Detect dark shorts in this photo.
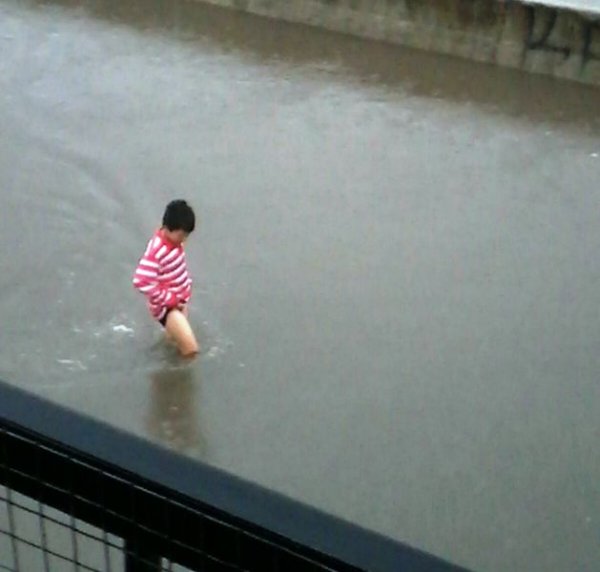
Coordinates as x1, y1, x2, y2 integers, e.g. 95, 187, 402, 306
158, 308, 174, 328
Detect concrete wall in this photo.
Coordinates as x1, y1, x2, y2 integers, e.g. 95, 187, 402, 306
191, 0, 600, 86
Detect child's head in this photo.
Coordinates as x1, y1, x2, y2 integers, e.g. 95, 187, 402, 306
162, 199, 195, 245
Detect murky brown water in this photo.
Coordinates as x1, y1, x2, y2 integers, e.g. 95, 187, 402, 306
1, 1, 599, 570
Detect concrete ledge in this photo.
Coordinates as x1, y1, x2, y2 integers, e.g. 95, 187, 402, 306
190, 0, 600, 86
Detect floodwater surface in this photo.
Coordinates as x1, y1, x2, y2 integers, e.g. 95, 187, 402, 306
0, 1, 599, 571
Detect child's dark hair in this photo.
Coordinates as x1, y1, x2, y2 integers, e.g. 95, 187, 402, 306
162, 200, 195, 233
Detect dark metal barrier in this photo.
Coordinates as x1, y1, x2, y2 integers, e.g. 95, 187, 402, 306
0, 380, 470, 572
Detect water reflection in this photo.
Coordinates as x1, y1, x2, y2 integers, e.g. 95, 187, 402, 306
146, 364, 206, 456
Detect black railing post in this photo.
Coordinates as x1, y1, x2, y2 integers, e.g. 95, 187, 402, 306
124, 539, 161, 572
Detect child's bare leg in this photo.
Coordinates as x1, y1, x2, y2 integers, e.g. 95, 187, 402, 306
164, 309, 199, 358
164, 305, 188, 343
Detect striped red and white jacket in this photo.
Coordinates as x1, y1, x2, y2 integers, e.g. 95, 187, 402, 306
133, 229, 192, 320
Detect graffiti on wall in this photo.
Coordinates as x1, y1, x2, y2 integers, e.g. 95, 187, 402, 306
525, 6, 600, 70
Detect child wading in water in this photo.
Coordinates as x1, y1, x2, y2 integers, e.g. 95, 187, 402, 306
133, 200, 199, 358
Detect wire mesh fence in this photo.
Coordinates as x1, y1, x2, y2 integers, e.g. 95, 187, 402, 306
0, 429, 350, 572
0, 381, 470, 572
0, 484, 123, 571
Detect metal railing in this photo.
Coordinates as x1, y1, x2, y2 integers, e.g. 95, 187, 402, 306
0, 380, 470, 572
